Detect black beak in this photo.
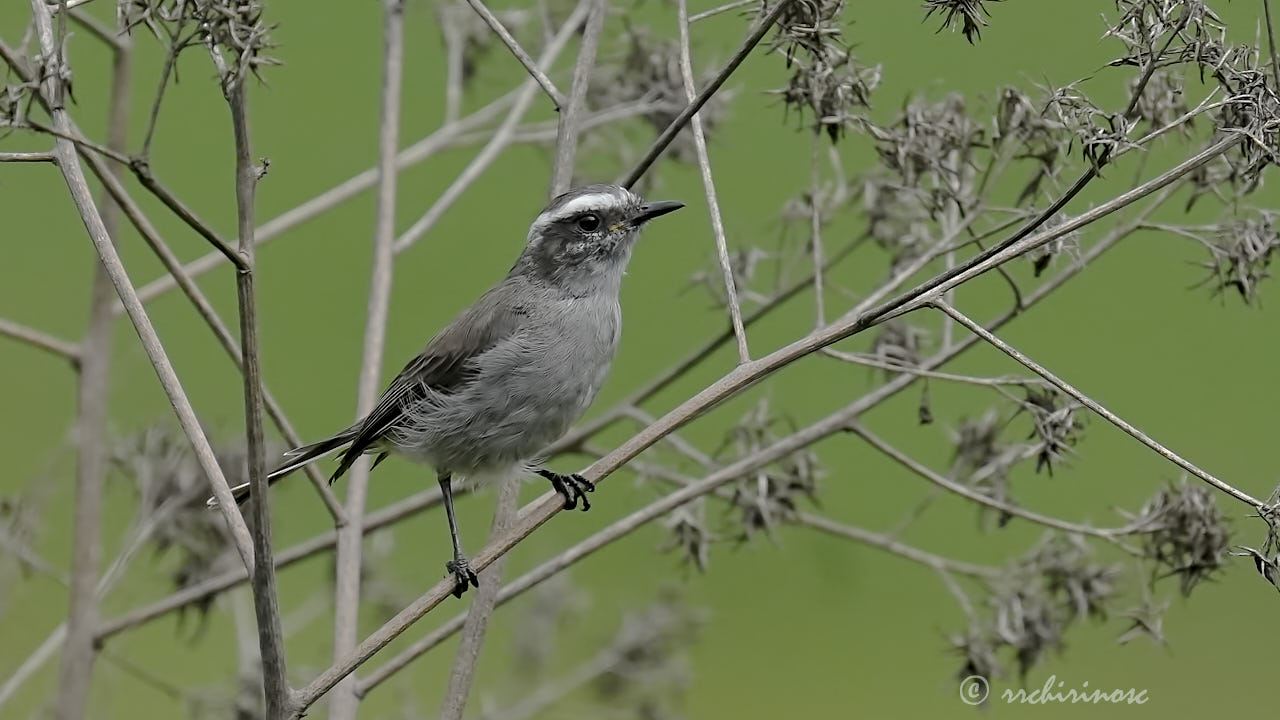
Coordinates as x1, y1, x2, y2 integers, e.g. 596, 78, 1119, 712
631, 200, 685, 226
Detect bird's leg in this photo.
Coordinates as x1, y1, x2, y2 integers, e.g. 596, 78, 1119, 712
535, 468, 594, 511
438, 472, 479, 598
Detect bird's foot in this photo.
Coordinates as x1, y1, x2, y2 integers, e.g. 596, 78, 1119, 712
538, 469, 594, 511
445, 554, 480, 598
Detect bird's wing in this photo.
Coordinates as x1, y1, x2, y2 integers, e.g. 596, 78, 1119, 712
331, 281, 531, 480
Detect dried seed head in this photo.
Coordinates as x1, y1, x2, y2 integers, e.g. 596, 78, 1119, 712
124, 1, 279, 89
594, 588, 704, 710
1129, 480, 1231, 596
717, 399, 824, 540
1197, 210, 1279, 304
773, 48, 880, 143
922, 0, 1003, 44
590, 27, 726, 164
870, 321, 929, 372
1026, 212, 1082, 277
109, 425, 272, 623
1130, 69, 1189, 132
764, 0, 849, 66
660, 499, 716, 572
1020, 387, 1086, 474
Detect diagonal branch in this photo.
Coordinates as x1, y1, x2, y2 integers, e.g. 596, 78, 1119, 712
0, 317, 80, 365
462, 0, 566, 107
620, 0, 797, 188
933, 300, 1268, 511
26, 0, 256, 572
55, 21, 130, 720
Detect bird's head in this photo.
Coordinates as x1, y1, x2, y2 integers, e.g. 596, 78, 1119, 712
514, 183, 683, 295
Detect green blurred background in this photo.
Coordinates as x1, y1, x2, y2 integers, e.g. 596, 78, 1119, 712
2, 1, 1277, 718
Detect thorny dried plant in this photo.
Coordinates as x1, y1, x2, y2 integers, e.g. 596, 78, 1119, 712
592, 588, 704, 717
1194, 210, 1279, 304
953, 535, 1120, 684
123, 0, 279, 88
717, 400, 824, 542
590, 26, 726, 164
109, 425, 268, 625
924, 0, 1003, 44
1126, 480, 1231, 596
5, 0, 1280, 715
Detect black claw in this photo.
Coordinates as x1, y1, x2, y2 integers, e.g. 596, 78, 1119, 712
445, 555, 480, 598
539, 469, 594, 512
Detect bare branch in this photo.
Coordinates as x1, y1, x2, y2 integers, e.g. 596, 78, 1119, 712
395, 0, 594, 254
677, 0, 750, 363
549, 0, 607, 195
934, 300, 1268, 511
328, 3, 405, 718
128, 161, 251, 273
848, 423, 1138, 547
0, 151, 55, 162
690, 0, 755, 23
55, 22, 130, 720
0, 317, 80, 365
225, 72, 292, 717
96, 487, 448, 641
82, 150, 348, 522
463, 0, 566, 107
620, 0, 798, 188
26, 0, 256, 572
127, 91, 515, 309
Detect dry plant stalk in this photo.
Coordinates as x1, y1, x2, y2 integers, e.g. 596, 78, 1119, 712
2, 0, 1278, 718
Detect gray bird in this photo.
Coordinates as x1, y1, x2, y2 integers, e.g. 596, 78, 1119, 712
215, 184, 683, 596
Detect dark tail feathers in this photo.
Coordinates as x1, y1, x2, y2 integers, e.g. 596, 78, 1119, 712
207, 429, 356, 508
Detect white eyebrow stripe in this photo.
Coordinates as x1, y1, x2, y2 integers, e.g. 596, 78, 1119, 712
539, 192, 625, 224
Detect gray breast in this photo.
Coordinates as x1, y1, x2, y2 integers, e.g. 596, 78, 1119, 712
397, 294, 621, 474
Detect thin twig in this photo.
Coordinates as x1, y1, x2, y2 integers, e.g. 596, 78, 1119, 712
395, 0, 594, 255
463, 0, 566, 107
128, 160, 251, 273
225, 74, 292, 717
26, 0, 256, 572
677, 0, 750, 363
127, 91, 515, 309
95, 486, 449, 641
82, 149, 348, 522
620, 0, 798, 188
0, 317, 80, 365
328, 3, 404, 718
933, 300, 1267, 511
549, 0, 607, 194
690, 0, 755, 22
55, 22, 129, 720
848, 423, 1138, 547
0, 151, 55, 162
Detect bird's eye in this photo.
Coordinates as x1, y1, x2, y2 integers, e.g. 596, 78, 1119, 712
575, 214, 601, 232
